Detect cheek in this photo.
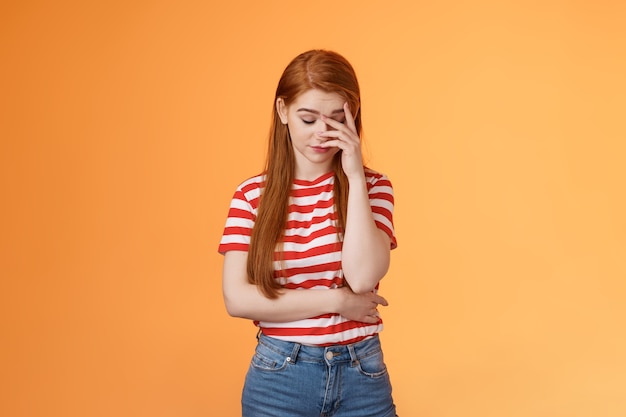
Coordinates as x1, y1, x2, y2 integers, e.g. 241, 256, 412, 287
288, 123, 316, 140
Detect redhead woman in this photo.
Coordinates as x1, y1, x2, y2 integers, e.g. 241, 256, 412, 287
218, 50, 398, 417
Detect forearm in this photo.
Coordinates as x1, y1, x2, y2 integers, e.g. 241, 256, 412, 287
224, 284, 342, 322
222, 252, 388, 324
222, 251, 344, 322
341, 176, 391, 293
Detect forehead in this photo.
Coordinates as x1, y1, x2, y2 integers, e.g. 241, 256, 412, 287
291, 89, 345, 110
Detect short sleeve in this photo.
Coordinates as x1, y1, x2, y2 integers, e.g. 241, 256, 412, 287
218, 177, 262, 254
366, 170, 397, 250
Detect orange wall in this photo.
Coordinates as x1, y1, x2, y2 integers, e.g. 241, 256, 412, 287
1, 1, 625, 416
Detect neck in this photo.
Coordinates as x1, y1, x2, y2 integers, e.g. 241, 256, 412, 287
294, 164, 333, 182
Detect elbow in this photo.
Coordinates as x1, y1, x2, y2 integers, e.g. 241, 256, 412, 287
344, 272, 384, 294
344, 265, 389, 294
223, 294, 248, 319
349, 282, 378, 294
224, 302, 240, 318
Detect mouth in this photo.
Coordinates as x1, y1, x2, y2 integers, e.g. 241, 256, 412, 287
311, 145, 330, 153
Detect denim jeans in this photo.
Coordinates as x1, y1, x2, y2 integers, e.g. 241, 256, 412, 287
242, 333, 397, 417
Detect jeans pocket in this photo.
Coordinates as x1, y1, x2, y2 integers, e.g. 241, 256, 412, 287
355, 348, 388, 378
250, 346, 288, 372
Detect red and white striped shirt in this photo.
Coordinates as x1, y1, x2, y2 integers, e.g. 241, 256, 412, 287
218, 168, 397, 346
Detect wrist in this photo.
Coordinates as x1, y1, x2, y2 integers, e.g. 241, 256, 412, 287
331, 287, 348, 314
346, 170, 366, 186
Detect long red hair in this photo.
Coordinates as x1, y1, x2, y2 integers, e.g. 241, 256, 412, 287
247, 50, 363, 298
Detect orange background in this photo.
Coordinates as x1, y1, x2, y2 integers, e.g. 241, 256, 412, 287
1, 1, 625, 416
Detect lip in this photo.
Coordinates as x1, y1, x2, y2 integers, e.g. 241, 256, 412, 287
311, 145, 330, 153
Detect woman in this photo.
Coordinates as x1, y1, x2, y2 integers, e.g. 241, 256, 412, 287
219, 50, 398, 417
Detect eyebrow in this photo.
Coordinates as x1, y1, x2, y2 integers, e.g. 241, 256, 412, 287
296, 108, 345, 116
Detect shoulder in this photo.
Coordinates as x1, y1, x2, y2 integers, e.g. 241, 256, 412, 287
234, 172, 266, 191
363, 167, 393, 188
232, 172, 266, 196
225, 173, 266, 210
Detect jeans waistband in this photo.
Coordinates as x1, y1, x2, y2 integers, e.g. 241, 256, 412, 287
256, 332, 381, 365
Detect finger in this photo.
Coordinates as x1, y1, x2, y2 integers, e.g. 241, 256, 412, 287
316, 138, 346, 151
373, 295, 388, 306
316, 136, 358, 152
319, 115, 345, 131
320, 114, 357, 137
316, 130, 344, 139
362, 315, 378, 324
343, 102, 358, 133
317, 131, 359, 148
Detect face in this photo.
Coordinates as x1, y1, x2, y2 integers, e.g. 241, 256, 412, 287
277, 89, 348, 180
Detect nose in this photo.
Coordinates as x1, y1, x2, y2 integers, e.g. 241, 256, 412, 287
319, 117, 336, 132
316, 120, 335, 142
315, 119, 329, 139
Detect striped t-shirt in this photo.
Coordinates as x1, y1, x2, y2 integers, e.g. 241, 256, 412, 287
218, 168, 397, 346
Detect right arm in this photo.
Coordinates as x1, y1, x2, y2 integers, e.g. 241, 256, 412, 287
222, 251, 388, 323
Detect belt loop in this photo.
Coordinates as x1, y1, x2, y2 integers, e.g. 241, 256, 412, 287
347, 344, 359, 366
287, 342, 301, 365
255, 328, 262, 340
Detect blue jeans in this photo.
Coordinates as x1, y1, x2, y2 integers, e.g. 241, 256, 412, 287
242, 333, 397, 417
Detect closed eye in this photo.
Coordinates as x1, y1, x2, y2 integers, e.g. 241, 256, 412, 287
302, 119, 315, 125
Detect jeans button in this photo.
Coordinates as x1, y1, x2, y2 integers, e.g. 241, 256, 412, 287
325, 351, 334, 360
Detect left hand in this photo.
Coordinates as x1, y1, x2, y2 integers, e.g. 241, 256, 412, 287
319, 102, 364, 180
